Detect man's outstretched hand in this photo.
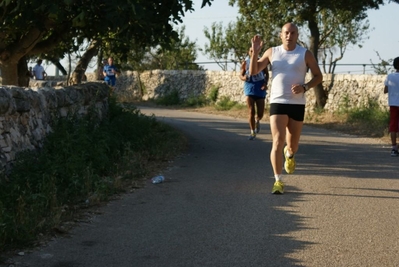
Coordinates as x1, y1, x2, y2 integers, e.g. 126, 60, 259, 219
251, 34, 263, 55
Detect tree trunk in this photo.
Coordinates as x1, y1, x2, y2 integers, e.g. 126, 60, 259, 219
0, 26, 46, 86
97, 49, 105, 80
17, 56, 30, 87
137, 71, 143, 99
307, 19, 327, 108
69, 40, 100, 85
0, 61, 19, 86
66, 54, 72, 86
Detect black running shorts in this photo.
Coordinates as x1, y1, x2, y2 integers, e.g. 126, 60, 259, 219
248, 95, 266, 101
269, 103, 305, 122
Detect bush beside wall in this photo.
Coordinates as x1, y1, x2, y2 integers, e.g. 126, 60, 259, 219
0, 82, 109, 173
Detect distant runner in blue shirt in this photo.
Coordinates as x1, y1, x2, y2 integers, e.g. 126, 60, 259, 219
239, 47, 269, 141
103, 57, 120, 92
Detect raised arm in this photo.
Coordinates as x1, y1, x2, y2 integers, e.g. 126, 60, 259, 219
249, 35, 270, 76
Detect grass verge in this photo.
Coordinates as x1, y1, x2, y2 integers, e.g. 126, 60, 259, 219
305, 100, 389, 139
0, 99, 186, 254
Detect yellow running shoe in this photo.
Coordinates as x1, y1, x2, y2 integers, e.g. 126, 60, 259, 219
272, 181, 285, 194
284, 146, 296, 174
248, 133, 256, 140
255, 120, 260, 133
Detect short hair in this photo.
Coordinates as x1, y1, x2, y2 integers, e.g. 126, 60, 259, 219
393, 57, 399, 70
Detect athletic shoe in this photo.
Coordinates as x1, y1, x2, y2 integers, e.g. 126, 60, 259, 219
255, 120, 260, 133
248, 133, 256, 140
391, 149, 399, 157
284, 146, 296, 174
272, 181, 285, 194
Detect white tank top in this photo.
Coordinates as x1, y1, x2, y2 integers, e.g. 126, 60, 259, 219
270, 45, 307, 105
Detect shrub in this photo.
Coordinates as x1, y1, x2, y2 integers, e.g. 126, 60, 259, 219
208, 85, 219, 103
155, 89, 180, 106
215, 96, 238, 111
183, 94, 208, 107
0, 100, 185, 251
346, 98, 389, 133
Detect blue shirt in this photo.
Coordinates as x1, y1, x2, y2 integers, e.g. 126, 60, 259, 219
103, 64, 118, 79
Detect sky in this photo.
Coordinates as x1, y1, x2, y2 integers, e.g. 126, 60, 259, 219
178, 0, 399, 74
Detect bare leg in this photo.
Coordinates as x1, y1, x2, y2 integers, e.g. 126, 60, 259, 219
285, 118, 304, 156
255, 98, 265, 122
270, 114, 289, 175
246, 96, 256, 131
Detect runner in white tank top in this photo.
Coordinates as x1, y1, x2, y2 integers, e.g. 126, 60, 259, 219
248, 23, 323, 194
270, 45, 307, 105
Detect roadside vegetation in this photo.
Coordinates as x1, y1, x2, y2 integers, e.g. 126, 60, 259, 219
153, 87, 390, 140
0, 98, 186, 254
304, 98, 389, 139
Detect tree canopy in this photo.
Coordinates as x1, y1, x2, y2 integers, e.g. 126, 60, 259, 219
203, 16, 280, 71
0, 0, 213, 86
226, 0, 399, 107
120, 26, 203, 71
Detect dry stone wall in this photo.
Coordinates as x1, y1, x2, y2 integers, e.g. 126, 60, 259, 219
322, 74, 386, 113
3, 71, 379, 171
113, 70, 387, 114
0, 82, 109, 173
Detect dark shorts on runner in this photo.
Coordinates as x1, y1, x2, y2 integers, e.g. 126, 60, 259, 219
269, 103, 305, 122
248, 95, 266, 101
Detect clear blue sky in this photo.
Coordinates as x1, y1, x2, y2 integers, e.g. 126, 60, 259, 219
179, 0, 399, 74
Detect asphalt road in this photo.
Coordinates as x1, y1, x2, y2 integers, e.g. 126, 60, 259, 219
3, 106, 399, 267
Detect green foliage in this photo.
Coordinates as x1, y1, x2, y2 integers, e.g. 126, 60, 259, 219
202, 10, 279, 70
215, 96, 238, 110
141, 81, 147, 95
305, 106, 326, 122
0, 0, 214, 85
370, 51, 393, 75
337, 94, 351, 114
318, 10, 371, 74
313, 106, 325, 115
155, 89, 181, 106
0, 100, 185, 251
127, 26, 203, 71
202, 0, 377, 76
203, 22, 235, 70
347, 98, 389, 127
183, 95, 208, 107
208, 85, 219, 103
225, 17, 271, 62
180, 85, 221, 107
227, 0, 387, 76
